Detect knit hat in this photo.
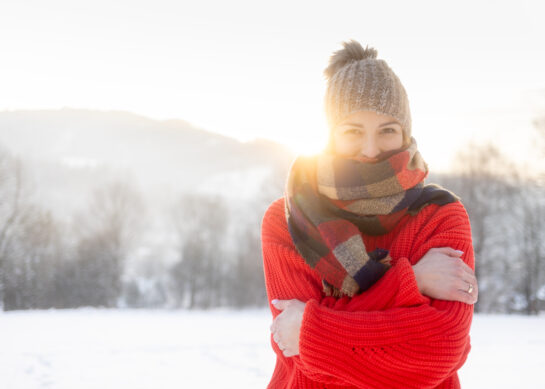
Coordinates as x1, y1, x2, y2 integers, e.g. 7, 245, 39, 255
324, 40, 412, 140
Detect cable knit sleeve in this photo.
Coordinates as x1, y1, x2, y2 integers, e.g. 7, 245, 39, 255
261, 198, 474, 388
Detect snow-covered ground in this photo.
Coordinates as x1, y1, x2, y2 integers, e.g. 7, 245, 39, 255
1, 308, 544, 389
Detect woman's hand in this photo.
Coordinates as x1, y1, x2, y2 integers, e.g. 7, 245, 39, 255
412, 247, 478, 304
270, 299, 306, 357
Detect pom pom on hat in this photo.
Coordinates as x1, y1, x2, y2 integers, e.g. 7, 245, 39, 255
324, 40, 378, 80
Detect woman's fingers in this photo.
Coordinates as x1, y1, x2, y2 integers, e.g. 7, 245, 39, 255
455, 257, 478, 299
430, 247, 464, 258
270, 318, 279, 333
467, 278, 478, 303
461, 262, 474, 277
271, 313, 285, 344
272, 323, 285, 350
456, 288, 476, 304
283, 349, 297, 357
455, 278, 478, 304
445, 249, 477, 277
441, 248, 475, 276
271, 323, 293, 355
464, 270, 477, 288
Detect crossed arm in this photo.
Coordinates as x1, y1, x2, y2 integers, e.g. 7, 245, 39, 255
262, 201, 477, 388
272, 246, 478, 357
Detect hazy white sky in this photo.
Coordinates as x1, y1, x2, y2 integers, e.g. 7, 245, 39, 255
2, 0, 545, 171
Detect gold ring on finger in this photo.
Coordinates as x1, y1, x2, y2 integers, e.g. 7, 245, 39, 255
467, 283, 474, 294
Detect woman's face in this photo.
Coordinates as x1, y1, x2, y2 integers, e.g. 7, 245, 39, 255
332, 110, 404, 162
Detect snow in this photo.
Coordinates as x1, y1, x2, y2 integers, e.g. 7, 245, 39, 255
1, 309, 544, 389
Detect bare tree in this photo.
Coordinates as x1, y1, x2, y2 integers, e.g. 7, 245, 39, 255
70, 180, 145, 307
514, 184, 545, 314
168, 194, 229, 309
0, 146, 43, 310
227, 222, 267, 308
122, 245, 169, 308
3, 206, 67, 310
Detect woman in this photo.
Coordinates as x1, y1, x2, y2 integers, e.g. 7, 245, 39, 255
261, 40, 478, 389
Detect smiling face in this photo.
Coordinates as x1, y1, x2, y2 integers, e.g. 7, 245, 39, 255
332, 110, 405, 162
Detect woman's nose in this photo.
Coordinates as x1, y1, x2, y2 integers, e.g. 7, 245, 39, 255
359, 138, 380, 159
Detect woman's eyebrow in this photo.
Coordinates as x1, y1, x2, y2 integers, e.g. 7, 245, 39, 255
379, 121, 400, 127
340, 122, 363, 127
340, 121, 400, 128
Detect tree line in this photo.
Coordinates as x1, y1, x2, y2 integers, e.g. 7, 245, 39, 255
0, 145, 279, 311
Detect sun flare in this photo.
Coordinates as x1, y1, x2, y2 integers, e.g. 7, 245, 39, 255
288, 136, 328, 156
281, 121, 330, 156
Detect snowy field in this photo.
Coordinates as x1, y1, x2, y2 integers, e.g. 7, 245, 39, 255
1, 309, 544, 389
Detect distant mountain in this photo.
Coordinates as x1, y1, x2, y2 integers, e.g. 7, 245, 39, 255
0, 108, 294, 219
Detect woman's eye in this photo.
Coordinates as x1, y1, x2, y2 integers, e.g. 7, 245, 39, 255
381, 127, 397, 134
345, 129, 361, 135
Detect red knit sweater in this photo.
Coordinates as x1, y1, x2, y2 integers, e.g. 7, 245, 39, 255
261, 197, 474, 389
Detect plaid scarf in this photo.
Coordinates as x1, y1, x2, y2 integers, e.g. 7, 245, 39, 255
285, 138, 459, 297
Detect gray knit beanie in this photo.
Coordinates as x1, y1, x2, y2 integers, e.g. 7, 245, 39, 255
324, 40, 412, 141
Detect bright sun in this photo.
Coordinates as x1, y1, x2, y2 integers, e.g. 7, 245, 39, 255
282, 121, 329, 156
290, 136, 328, 156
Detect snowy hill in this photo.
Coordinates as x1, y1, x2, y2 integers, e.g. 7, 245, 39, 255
0, 108, 294, 217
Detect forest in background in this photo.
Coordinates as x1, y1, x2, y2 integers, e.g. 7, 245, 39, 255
0, 113, 544, 315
